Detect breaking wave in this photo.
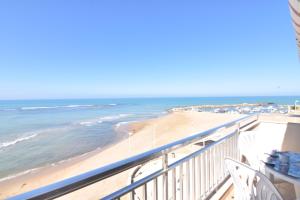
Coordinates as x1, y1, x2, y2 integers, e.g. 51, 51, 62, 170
100, 114, 132, 121
78, 120, 103, 127
0, 167, 40, 182
0, 134, 38, 150
1, 103, 119, 112
20, 104, 95, 110
77, 114, 133, 127
0, 114, 133, 149
0, 126, 76, 150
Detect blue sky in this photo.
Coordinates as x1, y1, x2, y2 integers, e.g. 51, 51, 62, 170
0, 0, 299, 99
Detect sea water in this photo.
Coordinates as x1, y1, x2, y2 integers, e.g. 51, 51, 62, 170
0, 96, 299, 180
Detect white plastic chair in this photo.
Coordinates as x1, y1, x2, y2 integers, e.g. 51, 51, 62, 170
225, 158, 283, 200
238, 131, 261, 170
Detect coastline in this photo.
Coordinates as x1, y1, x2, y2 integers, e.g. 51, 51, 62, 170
0, 111, 243, 199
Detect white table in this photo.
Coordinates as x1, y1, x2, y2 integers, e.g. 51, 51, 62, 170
265, 164, 300, 200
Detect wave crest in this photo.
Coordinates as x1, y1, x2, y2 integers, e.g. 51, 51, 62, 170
77, 114, 133, 127
1, 103, 119, 112
20, 105, 94, 111
0, 114, 133, 149
0, 134, 38, 150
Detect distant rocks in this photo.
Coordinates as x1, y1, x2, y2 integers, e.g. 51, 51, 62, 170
169, 103, 288, 115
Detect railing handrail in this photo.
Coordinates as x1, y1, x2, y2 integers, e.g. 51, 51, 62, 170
102, 129, 239, 199
8, 115, 256, 200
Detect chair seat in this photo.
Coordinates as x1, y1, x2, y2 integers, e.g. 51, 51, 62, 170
225, 158, 284, 200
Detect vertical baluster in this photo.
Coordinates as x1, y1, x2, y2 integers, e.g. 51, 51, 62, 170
172, 168, 176, 200
233, 132, 238, 160
142, 184, 147, 200
201, 153, 205, 199
207, 150, 210, 195
197, 155, 201, 199
186, 161, 190, 200
218, 143, 221, 182
220, 142, 224, 179
179, 164, 183, 200
237, 123, 241, 161
232, 134, 234, 158
162, 154, 168, 200
225, 139, 227, 158
215, 144, 219, 185
233, 132, 236, 159
202, 151, 206, 198
153, 178, 158, 200
227, 137, 231, 176
208, 149, 211, 193
130, 187, 134, 200
211, 148, 214, 190
191, 157, 195, 200
205, 150, 208, 197
228, 138, 230, 175
225, 140, 227, 175
236, 131, 239, 160
231, 135, 234, 158
225, 140, 228, 176
212, 146, 216, 188
232, 132, 235, 159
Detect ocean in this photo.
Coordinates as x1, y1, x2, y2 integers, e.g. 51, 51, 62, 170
0, 96, 299, 180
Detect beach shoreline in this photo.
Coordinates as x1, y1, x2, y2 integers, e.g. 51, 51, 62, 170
0, 100, 297, 199
0, 98, 293, 184
0, 112, 165, 183
2, 110, 299, 199
0, 111, 246, 199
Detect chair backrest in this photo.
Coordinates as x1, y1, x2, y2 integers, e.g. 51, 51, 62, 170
225, 158, 283, 200
238, 131, 261, 170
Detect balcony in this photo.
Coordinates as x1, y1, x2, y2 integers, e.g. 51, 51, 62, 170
7, 114, 300, 200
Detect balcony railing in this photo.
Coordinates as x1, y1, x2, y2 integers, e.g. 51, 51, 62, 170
8, 115, 258, 200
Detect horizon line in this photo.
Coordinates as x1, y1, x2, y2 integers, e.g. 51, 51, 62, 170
1, 95, 300, 101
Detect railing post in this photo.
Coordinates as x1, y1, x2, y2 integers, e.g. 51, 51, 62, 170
130, 190, 134, 200
162, 153, 168, 200
236, 123, 241, 161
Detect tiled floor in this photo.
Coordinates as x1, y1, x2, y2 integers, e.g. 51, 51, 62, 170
220, 185, 234, 200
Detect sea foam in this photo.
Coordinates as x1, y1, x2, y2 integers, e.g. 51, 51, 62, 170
0, 114, 132, 150
100, 114, 132, 121
0, 167, 40, 182
0, 125, 78, 150
20, 104, 94, 110
77, 114, 133, 127
0, 134, 38, 150
3, 103, 118, 112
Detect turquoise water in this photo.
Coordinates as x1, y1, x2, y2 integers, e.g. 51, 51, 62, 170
0, 96, 299, 180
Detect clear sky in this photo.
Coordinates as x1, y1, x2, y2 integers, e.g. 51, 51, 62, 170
0, 0, 299, 99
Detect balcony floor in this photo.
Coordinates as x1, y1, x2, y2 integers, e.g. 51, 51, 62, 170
220, 185, 234, 200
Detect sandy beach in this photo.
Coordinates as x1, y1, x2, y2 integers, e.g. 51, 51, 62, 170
0, 112, 243, 199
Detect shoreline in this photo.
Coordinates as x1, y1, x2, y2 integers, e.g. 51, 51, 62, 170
0, 119, 138, 183
0, 112, 165, 183
0, 111, 244, 199
0, 101, 292, 183
0, 102, 275, 183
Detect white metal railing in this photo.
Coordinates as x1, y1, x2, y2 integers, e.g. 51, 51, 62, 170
8, 115, 258, 200
102, 127, 240, 200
